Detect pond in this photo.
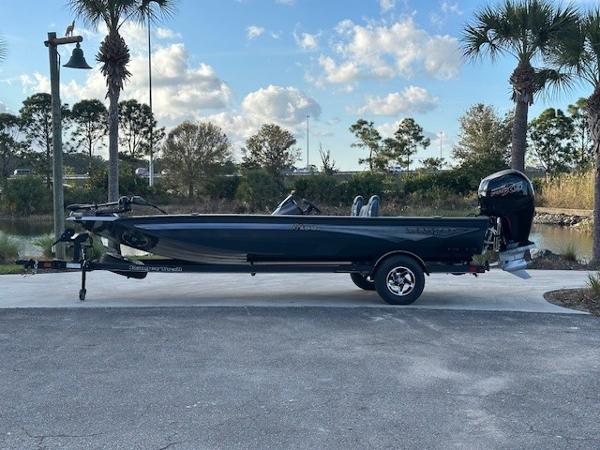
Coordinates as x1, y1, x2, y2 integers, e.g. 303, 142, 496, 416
0, 218, 594, 262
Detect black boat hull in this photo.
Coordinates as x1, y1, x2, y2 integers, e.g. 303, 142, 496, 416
74, 215, 490, 265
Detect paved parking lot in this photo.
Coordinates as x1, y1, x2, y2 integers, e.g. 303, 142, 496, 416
0, 307, 598, 449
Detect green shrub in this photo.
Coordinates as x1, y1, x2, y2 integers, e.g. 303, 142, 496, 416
1, 177, 50, 216
339, 172, 387, 203
587, 272, 600, 298
235, 169, 283, 212
0, 234, 21, 263
292, 175, 341, 204
33, 234, 55, 258
206, 175, 241, 201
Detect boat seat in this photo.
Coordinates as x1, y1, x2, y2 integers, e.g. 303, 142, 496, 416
351, 196, 364, 216
359, 195, 380, 217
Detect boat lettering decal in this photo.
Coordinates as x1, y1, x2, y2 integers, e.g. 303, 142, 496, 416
292, 224, 320, 231
490, 181, 524, 197
405, 227, 465, 236
128, 265, 183, 273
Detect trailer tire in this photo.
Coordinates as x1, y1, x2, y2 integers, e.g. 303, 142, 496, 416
374, 255, 425, 305
350, 273, 376, 291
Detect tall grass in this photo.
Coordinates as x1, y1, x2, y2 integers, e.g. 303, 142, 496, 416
561, 243, 578, 262
33, 234, 55, 258
0, 234, 21, 264
536, 170, 593, 210
587, 272, 600, 298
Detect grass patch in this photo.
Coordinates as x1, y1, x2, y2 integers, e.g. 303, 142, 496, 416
561, 243, 579, 262
0, 263, 24, 275
0, 234, 21, 264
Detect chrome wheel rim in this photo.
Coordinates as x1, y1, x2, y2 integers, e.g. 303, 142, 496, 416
386, 266, 416, 296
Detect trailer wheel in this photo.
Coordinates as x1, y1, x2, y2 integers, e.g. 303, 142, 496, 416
374, 255, 425, 305
350, 273, 376, 291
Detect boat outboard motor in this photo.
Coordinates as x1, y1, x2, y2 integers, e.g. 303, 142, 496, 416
478, 169, 535, 276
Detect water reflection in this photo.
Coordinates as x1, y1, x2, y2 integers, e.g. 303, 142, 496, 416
530, 224, 592, 261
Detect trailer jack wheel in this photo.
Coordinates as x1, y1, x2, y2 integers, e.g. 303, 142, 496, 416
79, 270, 87, 301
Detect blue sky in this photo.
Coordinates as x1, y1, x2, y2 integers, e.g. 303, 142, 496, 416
0, 0, 594, 169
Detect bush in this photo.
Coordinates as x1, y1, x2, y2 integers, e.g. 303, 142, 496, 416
33, 234, 55, 258
0, 234, 21, 263
235, 169, 283, 212
292, 175, 341, 204
339, 172, 387, 203
0, 177, 50, 216
588, 272, 600, 298
205, 176, 241, 201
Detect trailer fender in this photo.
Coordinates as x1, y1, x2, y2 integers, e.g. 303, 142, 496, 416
371, 251, 429, 276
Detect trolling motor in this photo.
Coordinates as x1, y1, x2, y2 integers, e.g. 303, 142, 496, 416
478, 169, 536, 276
67, 196, 167, 216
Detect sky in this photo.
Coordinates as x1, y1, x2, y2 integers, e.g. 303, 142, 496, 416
0, 0, 596, 170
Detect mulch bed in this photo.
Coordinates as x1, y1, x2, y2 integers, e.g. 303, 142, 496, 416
545, 289, 600, 316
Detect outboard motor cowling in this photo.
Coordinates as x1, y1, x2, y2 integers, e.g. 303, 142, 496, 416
478, 169, 535, 247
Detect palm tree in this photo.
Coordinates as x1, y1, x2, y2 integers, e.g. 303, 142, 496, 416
555, 8, 600, 265
69, 0, 175, 201
462, 0, 579, 172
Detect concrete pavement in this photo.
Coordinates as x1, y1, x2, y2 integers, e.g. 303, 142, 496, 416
0, 269, 591, 313
0, 307, 599, 450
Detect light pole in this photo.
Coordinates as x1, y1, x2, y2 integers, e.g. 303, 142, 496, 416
45, 31, 91, 259
147, 12, 154, 187
306, 115, 310, 170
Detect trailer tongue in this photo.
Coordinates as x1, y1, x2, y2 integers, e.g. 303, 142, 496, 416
17, 170, 535, 305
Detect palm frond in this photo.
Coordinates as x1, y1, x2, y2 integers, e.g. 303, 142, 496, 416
533, 68, 575, 99
68, 0, 107, 28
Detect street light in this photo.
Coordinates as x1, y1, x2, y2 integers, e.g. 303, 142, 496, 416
44, 31, 91, 259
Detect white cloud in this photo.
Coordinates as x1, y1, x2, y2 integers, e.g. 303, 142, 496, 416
379, 0, 395, 12
242, 85, 321, 126
203, 85, 321, 151
295, 32, 319, 50
318, 55, 359, 84
23, 42, 233, 125
359, 86, 438, 116
246, 25, 265, 40
311, 17, 461, 87
19, 73, 50, 94
441, 1, 462, 15
156, 27, 181, 39
0, 101, 7, 113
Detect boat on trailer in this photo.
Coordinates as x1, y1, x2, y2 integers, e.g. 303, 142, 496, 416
17, 169, 536, 305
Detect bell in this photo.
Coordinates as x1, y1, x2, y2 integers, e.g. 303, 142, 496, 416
63, 43, 92, 69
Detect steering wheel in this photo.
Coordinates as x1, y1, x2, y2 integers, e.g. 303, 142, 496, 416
301, 199, 321, 215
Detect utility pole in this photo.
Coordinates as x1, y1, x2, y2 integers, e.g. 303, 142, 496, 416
306, 115, 310, 170
45, 31, 90, 259
148, 12, 154, 187
438, 131, 445, 159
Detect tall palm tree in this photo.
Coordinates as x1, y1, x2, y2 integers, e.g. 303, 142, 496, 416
555, 8, 600, 265
462, 0, 579, 172
69, 0, 174, 201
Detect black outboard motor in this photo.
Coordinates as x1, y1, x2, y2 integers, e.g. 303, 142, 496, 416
478, 169, 535, 247
478, 170, 535, 275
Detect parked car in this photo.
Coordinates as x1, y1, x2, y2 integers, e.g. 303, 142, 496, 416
135, 168, 149, 177
13, 168, 32, 176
